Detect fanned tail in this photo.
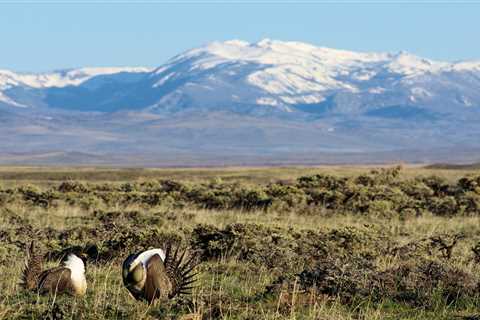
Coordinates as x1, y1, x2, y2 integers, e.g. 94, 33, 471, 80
21, 241, 43, 290
163, 243, 200, 298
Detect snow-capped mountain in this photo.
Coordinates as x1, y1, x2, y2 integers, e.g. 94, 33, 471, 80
0, 67, 151, 109
1, 39, 479, 165
0, 67, 151, 89
2, 39, 480, 115
146, 39, 480, 116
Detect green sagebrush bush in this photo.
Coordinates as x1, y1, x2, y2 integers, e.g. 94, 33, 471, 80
5, 167, 480, 216
295, 257, 480, 308
191, 223, 391, 273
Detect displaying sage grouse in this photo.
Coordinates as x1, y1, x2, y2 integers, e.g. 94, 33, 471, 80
21, 242, 88, 296
122, 245, 198, 304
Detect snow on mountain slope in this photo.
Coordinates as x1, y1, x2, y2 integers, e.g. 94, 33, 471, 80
151, 39, 391, 106
1, 39, 480, 163
0, 67, 151, 89
1, 39, 480, 115
0, 91, 27, 108
148, 39, 480, 111
0, 67, 153, 110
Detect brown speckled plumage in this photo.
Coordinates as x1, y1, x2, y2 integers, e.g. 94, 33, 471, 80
21, 241, 44, 290
123, 244, 199, 304
21, 242, 87, 296
37, 267, 74, 295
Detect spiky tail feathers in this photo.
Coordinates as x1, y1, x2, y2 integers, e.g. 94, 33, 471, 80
21, 241, 43, 290
163, 244, 200, 298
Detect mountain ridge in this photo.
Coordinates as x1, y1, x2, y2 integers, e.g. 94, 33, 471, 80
1, 39, 479, 165
2, 39, 480, 111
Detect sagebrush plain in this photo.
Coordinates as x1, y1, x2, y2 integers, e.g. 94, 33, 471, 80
1, 165, 480, 320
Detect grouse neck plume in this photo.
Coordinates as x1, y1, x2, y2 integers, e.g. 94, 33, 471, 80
122, 244, 199, 304
21, 242, 88, 296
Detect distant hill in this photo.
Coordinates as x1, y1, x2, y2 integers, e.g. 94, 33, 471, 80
425, 163, 480, 170
1, 39, 480, 165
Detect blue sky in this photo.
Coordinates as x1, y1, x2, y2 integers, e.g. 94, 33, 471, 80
1, 2, 479, 72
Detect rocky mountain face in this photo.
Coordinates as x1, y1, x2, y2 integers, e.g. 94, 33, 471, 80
1, 40, 479, 165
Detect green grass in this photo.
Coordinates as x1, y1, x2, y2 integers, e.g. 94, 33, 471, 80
1, 166, 480, 319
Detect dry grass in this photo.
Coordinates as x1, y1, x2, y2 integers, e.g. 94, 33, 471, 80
1, 166, 480, 319
0, 164, 474, 185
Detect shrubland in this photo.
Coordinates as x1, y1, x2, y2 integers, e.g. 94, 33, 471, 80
1, 166, 480, 319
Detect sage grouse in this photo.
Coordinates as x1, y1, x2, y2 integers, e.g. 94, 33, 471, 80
21, 242, 88, 296
122, 245, 198, 304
